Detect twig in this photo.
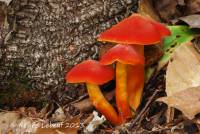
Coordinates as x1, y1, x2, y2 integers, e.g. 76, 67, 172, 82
128, 89, 159, 129
71, 94, 88, 104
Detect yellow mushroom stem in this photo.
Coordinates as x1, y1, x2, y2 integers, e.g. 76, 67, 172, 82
116, 62, 132, 121
86, 83, 122, 125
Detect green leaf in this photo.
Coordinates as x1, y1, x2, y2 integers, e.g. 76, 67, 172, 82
157, 25, 200, 70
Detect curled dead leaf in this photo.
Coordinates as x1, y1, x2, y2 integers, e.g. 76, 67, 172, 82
178, 15, 200, 29
158, 86, 200, 119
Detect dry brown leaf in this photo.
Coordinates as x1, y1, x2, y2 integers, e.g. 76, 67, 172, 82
0, 112, 20, 133
138, 0, 160, 21
0, 106, 75, 134
185, 0, 200, 15
153, 0, 184, 21
0, 111, 42, 134
158, 86, 200, 119
0, 2, 6, 25
0, 0, 12, 5
158, 42, 200, 119
178, 15, 200, 28
36, 116, 80, 134
166, 42, 200, 96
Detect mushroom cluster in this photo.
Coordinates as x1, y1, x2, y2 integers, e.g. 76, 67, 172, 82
66, 14, 171, 125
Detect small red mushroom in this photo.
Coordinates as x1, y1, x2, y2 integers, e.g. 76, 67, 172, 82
98, 14, 171, 113
100, 44, 144, 121
98, 14, 171, 45
66, 60, 121, 125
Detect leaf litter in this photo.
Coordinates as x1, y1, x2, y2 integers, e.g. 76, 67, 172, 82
0, 105, 80, 134
158, 42, 200, 119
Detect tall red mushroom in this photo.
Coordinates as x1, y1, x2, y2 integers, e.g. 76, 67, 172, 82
100, 44, 144, 121
98, 14, 171, 112
66, 60, 121, 125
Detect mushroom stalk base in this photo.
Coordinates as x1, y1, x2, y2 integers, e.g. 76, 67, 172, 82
116, 62, 132, 121
86, 83, 121, 125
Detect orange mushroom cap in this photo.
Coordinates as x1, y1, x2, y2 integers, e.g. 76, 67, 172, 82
100, 44, 145, 65
98, 14, 171, 45
148, 18, 171, 37
66, 60, 114, 85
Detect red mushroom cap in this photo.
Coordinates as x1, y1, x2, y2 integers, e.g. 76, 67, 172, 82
66, 60, 114, 85
100, 44, 145, 65
98, 14, 171, 45
148, 18, 171, 37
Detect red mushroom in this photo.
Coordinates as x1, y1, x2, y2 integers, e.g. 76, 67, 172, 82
98, 14, 171, 112
66, 60, 121, 125
100, 44, 144, 121
98, 14, 171, 45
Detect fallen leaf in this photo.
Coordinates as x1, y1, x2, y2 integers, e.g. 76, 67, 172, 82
158, 42, 200, 119
157, 26, 199, 71
166, 42, 200, 96
0, 106, 80, 134
158, 87, 200, 119
39, 103, 55, 119
0, 111, 42, 134
185, 0, 200, 15
0, 2, 6, 26
0, 112, 20, 133
0, 0, 11, 5
36, 116, 80, 134
138, 0, 160, 21
178, 15, 200, 28
51, 107, 67, 122
153, 0, 184, 21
